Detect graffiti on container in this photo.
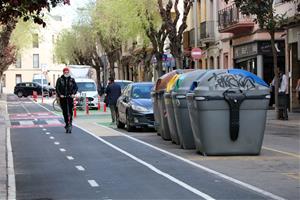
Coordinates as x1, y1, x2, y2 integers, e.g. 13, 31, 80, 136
208, 72, 256, 90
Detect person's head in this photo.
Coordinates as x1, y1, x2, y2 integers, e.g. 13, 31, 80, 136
63, 67, 70, 78
108, 77, 114, 84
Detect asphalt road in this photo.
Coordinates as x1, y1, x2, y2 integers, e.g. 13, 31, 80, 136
7, 95, 295, 200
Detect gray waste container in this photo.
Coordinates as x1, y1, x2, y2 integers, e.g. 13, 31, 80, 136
151, 91, 161, 134
155, 70, 183, 140
187, 69, 270, 155
163, 74, 182, 144
172, 70, 207, 149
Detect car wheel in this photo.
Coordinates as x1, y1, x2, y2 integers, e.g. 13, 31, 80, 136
17, 91, 23, 98
126, 113, 134, 132
116, 112, 125, 129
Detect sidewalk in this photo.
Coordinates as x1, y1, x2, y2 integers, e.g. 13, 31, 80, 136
0, 94, 7, 200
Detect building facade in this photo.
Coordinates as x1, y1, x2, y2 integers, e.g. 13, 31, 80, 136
2, 14, 67, 94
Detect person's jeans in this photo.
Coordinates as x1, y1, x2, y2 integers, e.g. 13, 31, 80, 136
109, 104, 117, 123
60, 97, 74, 126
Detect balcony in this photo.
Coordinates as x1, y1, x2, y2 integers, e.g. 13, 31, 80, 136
200, 21, 216, 44
218, 4, 254, 34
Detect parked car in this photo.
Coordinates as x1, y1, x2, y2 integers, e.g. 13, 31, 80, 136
116, 82, 154, 131
75, 78, 99, 109
115, 80, 133, 92
14, 82, 49, 98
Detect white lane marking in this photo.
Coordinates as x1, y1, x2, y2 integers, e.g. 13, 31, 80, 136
75, 125, 214, 200
45, 119, 62, 125
66, 156, 74, 160
75, 166, 85, 171
19, 120, 34, 125
59, 148, 66, 152
49, 136, 55, 140
88, 180, 99, 187
262, 146, 300, 158
46, 132, 51, 135
54, 142, 60, 145
37, 101, 285, 200
95, 124, 286, 200
43, 128, 47, 131
7, 127, 16, 200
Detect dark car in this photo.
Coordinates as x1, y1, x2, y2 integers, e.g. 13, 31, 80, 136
14, 82, 49, 98
116, 82, 154, 131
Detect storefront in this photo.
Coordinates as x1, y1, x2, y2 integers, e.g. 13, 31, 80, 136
233, 40, 285, 84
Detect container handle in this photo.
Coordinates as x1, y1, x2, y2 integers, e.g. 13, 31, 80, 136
223, 89, 246, 141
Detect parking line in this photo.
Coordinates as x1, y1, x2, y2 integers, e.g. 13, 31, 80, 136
66, 156, 74, 160
262, 146, 300, 158
88, 180, 99, 187
76, 166, 85, 171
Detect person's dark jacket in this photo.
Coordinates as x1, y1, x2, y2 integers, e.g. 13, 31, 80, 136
56, 75, 78, 97
105, 82, 121, 106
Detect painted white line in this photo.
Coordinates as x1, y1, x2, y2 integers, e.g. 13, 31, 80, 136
66, 156, 74, 160
37, 101, 285, 200
262, 146, 300, 158
43, 128, 47, 131
19, 120, 34, 126
50, 136, 55, 140
75, 166, 85, 171
95, 124, 286, 200
88, 180, 99, 187
75, 125, 214, 199
59, 148, 66, 152
46, 132, 51, 135
54, 142, 60, 145
7, 127, 16, 200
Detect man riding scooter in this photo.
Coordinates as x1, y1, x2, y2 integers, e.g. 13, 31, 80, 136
56, 67, 78, 133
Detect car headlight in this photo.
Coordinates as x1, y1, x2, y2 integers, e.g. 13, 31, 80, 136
132, 105, 148, 112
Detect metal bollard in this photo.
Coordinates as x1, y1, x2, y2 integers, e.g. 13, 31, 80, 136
73, 98, 77, 118
98, 95, 101, 111
104, 103, 107, 112
86, 97, 89, 115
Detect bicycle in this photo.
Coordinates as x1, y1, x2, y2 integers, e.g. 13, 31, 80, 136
52, 97, 62, 112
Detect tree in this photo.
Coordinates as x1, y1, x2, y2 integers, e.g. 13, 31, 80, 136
158, 0, 192, 69
0, 0, 70, 83
138, 0, 168, 77
225, 0, 295, 119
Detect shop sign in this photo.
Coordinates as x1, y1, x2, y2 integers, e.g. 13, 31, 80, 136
234, 43, 258, 59
258, 41, 285, 56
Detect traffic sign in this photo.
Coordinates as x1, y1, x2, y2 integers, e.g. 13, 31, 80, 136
191, 48, 203, 60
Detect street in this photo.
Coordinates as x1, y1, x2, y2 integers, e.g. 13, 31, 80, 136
4, 94, 300, 199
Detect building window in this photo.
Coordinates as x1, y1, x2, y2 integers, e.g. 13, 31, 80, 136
16, 54, 21, 68
32, 34, 39, 48
16, 74, 22, 84
2, 74, 6, 87
224, 53, 229, 69
33, 54, 39, 68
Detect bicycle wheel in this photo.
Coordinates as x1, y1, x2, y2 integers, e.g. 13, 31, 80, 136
53, 99, 62, 112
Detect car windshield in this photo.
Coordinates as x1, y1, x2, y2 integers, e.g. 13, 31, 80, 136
33, 79, 48, 85
131, 84, 153, 99
116, 82, 131, 90
77, 82, 96, 92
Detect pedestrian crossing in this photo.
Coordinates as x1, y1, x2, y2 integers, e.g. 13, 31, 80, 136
10, 112, 64, 129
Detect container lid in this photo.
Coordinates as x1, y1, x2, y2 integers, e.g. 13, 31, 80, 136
166, 74, 180, 93
193, 69, 270, 97
154, 69, 194, 92
173, 70, 207, 94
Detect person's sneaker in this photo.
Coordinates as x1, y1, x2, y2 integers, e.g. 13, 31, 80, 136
68, 125, 72, 133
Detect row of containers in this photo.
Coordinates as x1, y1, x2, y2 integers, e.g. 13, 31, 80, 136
151, 69, 270, 156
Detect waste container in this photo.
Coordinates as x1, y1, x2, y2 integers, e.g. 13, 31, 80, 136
164, 74, 182, 144
151, 90, 161, 134
172, 70, 207, 149
155, 70, 183, 140
186, 69, 270, 155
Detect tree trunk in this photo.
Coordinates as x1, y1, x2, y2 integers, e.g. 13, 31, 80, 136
270, 31, 280, 119
175, 54, 183, 69
155, 53, 164, 77
107, 55, 115, 79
